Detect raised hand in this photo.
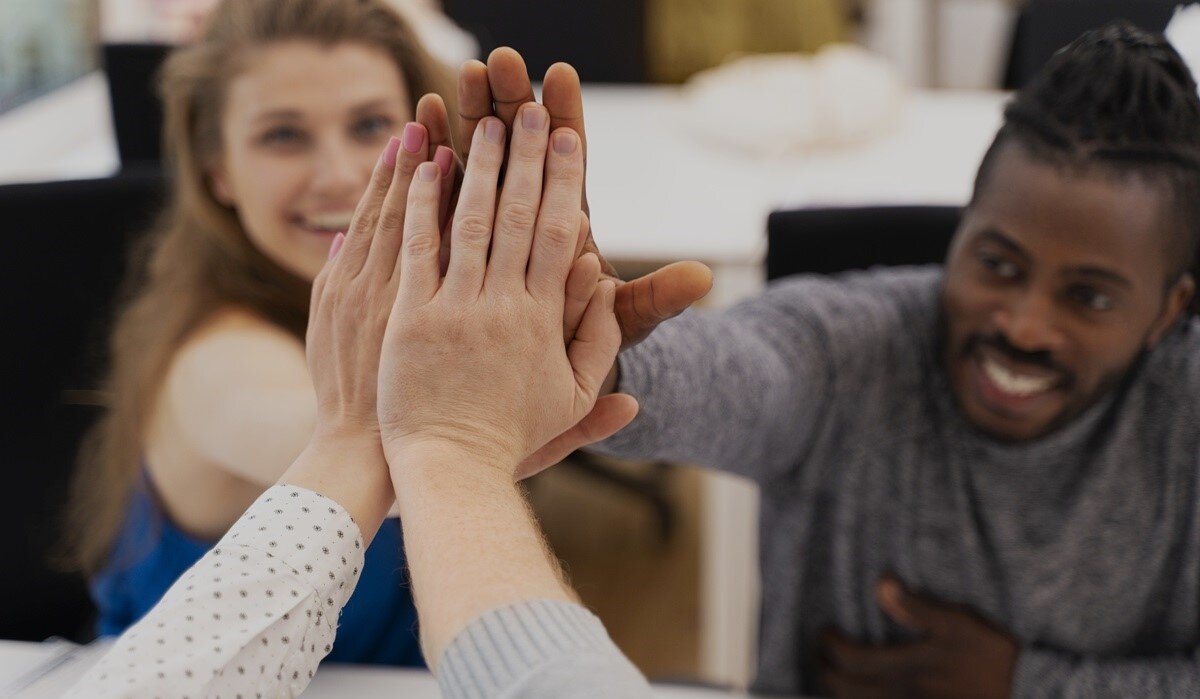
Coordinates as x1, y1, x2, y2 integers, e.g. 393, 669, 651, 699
819, 577, 1018, 699
377, 107, 638, 473
457, 47, 715, 350
291, 123, 443, 530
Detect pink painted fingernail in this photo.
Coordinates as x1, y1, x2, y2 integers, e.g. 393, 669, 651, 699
402, 122, 424, 154
382, 136, 401, 168
328, 232, 345, 260
417, 161, 438, 182
434, 146, 454, 176
484, 118, 504, 144
552, 131, 577, 155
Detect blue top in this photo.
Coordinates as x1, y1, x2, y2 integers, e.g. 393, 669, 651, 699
89, 474, 424, 666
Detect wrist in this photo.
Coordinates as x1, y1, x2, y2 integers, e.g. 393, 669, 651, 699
308, 420, 383, 455
385, 437, 518, 486
279, 427, 394, 543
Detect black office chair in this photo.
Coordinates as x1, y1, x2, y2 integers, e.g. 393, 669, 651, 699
103, 43, 172, 170
1003, 0, 1182, 90
0, 171, 168, 641
442, 0, 647, 82
766, 205, 961, 281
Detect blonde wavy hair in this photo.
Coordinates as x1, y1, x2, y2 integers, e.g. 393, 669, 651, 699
65, 0, 452, 573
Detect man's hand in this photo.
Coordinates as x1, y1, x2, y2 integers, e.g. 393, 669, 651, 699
458, 47, 714, 350
819, 576, 1018, 699
455, 48, 712, 474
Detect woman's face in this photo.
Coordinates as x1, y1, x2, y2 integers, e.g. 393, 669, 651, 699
211, 40, 412, 281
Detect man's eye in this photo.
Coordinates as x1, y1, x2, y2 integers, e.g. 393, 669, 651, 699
1068, 286, 1115, 311
980, 252, 1020, 280
353, 115, 393, 139
261, 126, 305, 146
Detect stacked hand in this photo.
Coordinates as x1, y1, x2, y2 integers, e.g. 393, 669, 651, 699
379, 105, 629, 472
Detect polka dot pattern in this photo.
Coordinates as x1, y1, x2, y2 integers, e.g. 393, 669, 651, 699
65, 486, 366, 699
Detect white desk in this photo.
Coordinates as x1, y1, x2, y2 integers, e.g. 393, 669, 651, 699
0, 639, 788, 698
0, 76, 1006, 687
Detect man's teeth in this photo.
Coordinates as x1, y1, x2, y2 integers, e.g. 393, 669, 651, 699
982, 357, 1055, 397
301, 213, 354, 231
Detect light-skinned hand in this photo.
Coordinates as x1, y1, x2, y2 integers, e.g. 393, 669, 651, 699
377, 109, 638, 475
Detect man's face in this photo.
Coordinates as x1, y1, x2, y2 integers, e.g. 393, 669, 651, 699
942, 142, 1192, 442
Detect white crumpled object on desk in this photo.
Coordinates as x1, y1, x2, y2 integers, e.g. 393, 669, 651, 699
1166, 2, 1200, 96
681, 44, 905, 156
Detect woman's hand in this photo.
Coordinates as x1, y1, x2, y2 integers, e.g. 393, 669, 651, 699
282, 124, 443, 535
378, 105, 635, 476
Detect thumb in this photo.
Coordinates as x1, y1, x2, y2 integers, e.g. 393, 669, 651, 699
516, 393, 639, 480
568, 280, 621, 405
615, 261, 714, 349
876, 576, 953, 637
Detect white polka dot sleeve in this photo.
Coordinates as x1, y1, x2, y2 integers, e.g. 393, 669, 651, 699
65, 485, 367, 699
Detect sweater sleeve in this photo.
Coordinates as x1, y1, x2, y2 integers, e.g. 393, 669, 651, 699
593, 269, 941, 484
1013, 646, 1200, 698
592, 275, 845, 483
436, 599, 652, 699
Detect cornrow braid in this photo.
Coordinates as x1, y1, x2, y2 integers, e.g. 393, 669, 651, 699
972, 21, 1200, 311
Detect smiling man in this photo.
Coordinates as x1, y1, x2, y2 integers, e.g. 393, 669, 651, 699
580, 22, 1200, 698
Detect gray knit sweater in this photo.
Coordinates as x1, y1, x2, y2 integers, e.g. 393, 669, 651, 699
596, 266, 1200, 698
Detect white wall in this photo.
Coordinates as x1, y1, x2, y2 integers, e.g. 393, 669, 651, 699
865, 0, 1018, 88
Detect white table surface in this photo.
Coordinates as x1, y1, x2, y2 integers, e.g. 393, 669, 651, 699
0, 639, 789, 698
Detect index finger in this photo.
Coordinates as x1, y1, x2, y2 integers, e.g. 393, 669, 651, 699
457, 59, 491, 157
416, 92, 453, 154
822, 630, 938, 677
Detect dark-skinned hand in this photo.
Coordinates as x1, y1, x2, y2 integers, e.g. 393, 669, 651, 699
819, 576, 1019, 699
444, 47, 714, 476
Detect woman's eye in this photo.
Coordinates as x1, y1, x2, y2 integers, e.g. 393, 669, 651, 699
1068, 286, 1115, 312
260, 126, 305, 146
353, 115, 393, 139
979, 252, 1020, 280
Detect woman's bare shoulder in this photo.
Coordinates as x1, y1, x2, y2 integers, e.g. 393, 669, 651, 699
153, 306, 315, 483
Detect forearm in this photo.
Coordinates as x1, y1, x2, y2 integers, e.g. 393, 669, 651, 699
279, 429, 394, 546
387, 442, 575, 665
65, 485, 367, 699
1014, 646, 1200, 698
593, 304, 829, 481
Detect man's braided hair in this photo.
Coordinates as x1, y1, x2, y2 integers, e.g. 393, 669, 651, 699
971, 21, 1200, 312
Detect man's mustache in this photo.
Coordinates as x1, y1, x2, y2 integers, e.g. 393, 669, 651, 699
967, 333, 1069, 377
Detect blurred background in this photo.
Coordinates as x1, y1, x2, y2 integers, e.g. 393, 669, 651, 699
1, 0, 1195, 691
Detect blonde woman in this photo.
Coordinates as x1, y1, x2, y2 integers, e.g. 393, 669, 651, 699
67, 0, 457, 665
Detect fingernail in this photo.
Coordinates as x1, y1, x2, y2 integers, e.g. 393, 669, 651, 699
382, 136, 401, 168
328, 232, 345, 260
553, 131, 577, 155
434, 146, 454, 176
521, 105, 547, 131
484, 118, 504, 144
402, 122, 423, 154
417, 161, 438, 182
603, 280, 616, 308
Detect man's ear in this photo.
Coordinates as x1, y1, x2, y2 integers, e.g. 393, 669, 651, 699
1148, 272, 1195, 347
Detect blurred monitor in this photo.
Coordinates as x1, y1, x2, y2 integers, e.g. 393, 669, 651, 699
103, 42, 170, 168
441, 0, 646, 82
1005, 0, 1180, 89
